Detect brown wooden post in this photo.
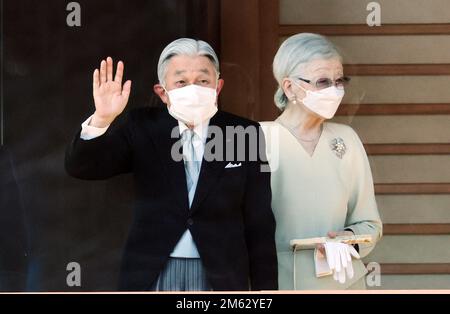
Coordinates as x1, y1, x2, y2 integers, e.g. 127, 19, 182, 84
220, 0, 280, 121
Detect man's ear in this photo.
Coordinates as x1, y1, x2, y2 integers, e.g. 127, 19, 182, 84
153, 84, 169, 105
216, 79, 225, 96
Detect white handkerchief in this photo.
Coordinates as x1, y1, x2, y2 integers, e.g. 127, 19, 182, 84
225, 162, 242, 169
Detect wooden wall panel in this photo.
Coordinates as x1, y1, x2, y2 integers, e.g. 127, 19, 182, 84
220, 0, 279, 121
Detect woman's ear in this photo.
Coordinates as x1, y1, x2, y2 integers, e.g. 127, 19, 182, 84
281, 78, 295, 101
153, 84, 169, 105
282, 78, 305, 103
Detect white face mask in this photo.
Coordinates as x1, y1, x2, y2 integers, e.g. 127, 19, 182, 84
165, 84, 218, 126
293, 81, 345, 119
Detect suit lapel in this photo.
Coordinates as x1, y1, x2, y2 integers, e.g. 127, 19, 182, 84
145, 109, 189, 212
190, 111, 228, 214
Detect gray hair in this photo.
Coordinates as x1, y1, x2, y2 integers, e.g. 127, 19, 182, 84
157, 38, 220, 85
273, 33, 342, 110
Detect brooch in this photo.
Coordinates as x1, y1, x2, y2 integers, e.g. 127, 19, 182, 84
330, 138, 346, 159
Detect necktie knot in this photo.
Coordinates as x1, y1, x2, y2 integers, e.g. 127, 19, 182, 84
182, 129, 196, 142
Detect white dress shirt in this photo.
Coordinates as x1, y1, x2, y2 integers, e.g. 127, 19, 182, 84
80, 113, 210, 258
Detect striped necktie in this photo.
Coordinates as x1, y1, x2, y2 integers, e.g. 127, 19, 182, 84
182, 129, 201, 207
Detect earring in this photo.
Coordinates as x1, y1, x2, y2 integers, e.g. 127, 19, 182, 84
291, 96, 297, 105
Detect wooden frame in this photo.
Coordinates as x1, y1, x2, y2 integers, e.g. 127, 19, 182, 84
364, 144, 450, 155
375, 183, 450, 195
279, 24, 450, 36
370, 263, 450, 275
337, 103, 450, 115
383, 224, 450, 235
344, 64, 450, 76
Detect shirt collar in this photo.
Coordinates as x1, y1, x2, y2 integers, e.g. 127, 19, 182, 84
178, 120, 210, 143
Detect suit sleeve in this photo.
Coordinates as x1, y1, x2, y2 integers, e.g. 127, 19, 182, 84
345, 129, 383, 258
65, 112, 134, 180
243, 124, 278, 290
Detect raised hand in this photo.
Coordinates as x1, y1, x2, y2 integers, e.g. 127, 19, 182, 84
91, 57, 132, 128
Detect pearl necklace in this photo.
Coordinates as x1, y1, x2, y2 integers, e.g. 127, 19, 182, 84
276, 119, 323, 143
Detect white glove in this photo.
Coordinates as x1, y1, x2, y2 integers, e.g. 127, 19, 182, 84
324, 242, 360, 284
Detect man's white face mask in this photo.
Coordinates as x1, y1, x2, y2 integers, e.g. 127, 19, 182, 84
164, 84, 218, 126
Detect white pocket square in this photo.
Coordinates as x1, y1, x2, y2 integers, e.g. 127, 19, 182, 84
225, 162, 242, 169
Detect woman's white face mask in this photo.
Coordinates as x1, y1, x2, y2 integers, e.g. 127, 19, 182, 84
292, 80, 345, 120
164, 84, 218, 126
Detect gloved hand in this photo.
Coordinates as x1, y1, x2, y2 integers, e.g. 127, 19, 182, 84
324, 242, 360, 284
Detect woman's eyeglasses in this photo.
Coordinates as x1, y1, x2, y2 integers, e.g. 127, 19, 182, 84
294, 76, 351, 90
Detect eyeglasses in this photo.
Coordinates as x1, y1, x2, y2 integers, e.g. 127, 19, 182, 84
293, 76, 351, 90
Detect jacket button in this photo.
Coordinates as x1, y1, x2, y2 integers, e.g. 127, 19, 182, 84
187, 218, 194, 226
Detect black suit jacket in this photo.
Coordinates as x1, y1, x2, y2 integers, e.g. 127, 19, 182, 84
65, 107, 278, 291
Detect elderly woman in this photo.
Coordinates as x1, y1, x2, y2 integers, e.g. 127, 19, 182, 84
261, 33, 382, 290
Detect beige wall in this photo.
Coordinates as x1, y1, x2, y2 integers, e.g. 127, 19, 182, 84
368, 155, 450, 184
281, 35, 450, 64
377, 195, 450, 224
372, 275, 450, 290
332, 115, 450, 143
364, 235, 450, 264
341, 76, 450, 104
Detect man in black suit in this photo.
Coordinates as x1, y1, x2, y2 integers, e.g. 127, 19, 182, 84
0, 146, 28, 291
65, 38, 277, 291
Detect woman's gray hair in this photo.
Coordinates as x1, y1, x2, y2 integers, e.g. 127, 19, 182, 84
273, 33, 342, 110
157, 38, 220, 85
